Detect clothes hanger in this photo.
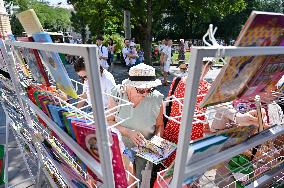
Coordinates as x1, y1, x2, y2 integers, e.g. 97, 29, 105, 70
203, 24, 227, 65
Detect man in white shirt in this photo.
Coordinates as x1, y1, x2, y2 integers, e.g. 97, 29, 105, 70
160, 39, 173, 86
122, 39, 137, 71
74, 58, 116, 109
96, 36, 109, 69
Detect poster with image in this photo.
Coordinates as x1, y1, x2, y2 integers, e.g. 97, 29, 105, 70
201, 11, 284, 107
32, 32, 78, 98
17, 37, 50, 86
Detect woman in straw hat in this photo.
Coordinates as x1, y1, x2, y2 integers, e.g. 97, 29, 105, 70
107, 63, 164, 182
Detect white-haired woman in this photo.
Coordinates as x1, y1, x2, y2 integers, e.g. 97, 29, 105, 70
107, 63, 164, 182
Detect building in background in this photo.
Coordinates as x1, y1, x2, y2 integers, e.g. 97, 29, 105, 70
0, 0, 11, 39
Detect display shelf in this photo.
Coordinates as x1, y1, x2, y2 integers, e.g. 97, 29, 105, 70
21, 94, 103, 179
191, 137, 284, 187
170, 45, 284, 188
2, 39, 138, 187
157, 135, 284, 188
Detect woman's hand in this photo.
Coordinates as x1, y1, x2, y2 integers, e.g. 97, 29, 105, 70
236, 108, 268, 128
236, 112, 258, 127
126, 129, 146, 147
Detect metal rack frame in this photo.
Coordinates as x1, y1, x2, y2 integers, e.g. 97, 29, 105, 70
3, 41, 117, 187
171, 46, 284, 188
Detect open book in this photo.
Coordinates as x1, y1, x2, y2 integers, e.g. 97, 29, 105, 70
132, 135, 177, 165
200, 11, 284, 108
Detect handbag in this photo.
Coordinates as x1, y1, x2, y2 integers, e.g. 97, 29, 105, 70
163, 77, 182, 128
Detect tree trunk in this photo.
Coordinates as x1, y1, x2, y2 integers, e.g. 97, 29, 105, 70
144, 0, 153, 65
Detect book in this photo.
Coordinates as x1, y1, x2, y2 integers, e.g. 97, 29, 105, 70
186, 135, 228, 165
43, 140, 100, 187
16, 9, 44, 36
16, 9, 78, 98
73, 123, 128, 187
47, 105, 68, 131
132, 135, 177, 165
31, 32, 78, 98
6, 34, 31, 77
200, 11, 284, 107
0, 39, 8, 72
17, 37, 50, 86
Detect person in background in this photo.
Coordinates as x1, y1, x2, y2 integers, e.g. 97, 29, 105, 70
160, 39, 173, 86
96, 36, 109, 69
129, 42, 138, 66
178, 39, 185, 64
154, 45, 159, 61
159, 39, 166, 53
107, 63, 164, 183
107, 38, 115, 72
137, 48, 144, 64
73, 57, 115, 110
122, 39, 137, 71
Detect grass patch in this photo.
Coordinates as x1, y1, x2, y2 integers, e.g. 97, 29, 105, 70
172, 52, 190, 64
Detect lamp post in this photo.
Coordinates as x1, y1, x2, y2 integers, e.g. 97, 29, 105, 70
0, 0, 11, 39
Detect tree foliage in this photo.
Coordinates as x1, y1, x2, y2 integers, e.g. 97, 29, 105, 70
52, 0, 284, 63
4, 0, 71, 35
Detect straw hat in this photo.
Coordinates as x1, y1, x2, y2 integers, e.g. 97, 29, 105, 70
122, 63, 162, 88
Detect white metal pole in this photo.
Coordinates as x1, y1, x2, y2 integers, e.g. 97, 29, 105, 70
84, 46, 115, 188
170, 47, 204, 188
0, 98, 10, 188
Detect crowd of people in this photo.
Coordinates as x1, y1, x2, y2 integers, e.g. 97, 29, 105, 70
72, 42, 270, 186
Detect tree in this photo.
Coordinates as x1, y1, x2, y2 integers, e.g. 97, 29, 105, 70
70, 11, 86, 43
5, 0, 71, 35
67, 0, 123, 37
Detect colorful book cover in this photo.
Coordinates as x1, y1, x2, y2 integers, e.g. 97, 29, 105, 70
73, 124, 128, 187
186, 135, 228, 165
37, 95, 50, 114
43, 140, 99, 187
42, 99, 53, 118
0, 39, 8, 72
6, 34, 30, 77
62, 112, 73, 136
240, 55, 284, 100
17, 37, 50, 86
33, 91, 45, 109
132, 135, 177, 165
201, 11, 284, 107
47, 105, 68, 130
16, 9, 44, 36
32, 32, 78, 98
66, 117, 91, 141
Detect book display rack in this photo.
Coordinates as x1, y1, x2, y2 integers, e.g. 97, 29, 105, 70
0, 40, 139, 188
160, 45, 284, 188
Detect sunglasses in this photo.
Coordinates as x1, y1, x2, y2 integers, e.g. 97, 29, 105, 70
80, 75, 88, 80
135, 87, 155, 94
